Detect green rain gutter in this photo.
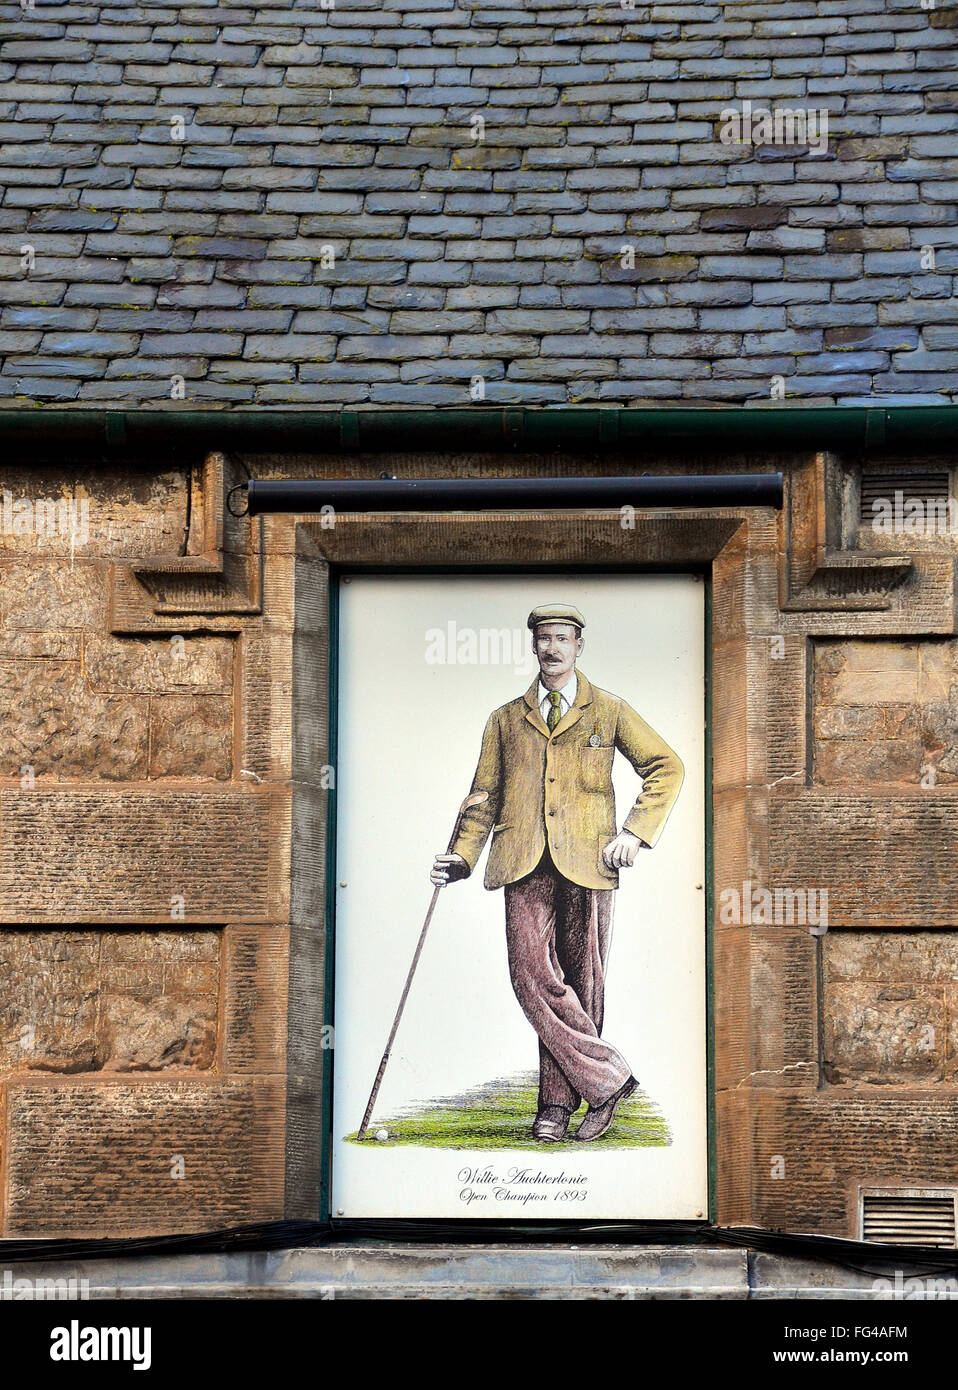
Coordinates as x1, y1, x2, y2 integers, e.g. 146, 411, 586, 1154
0, 405, 955, 455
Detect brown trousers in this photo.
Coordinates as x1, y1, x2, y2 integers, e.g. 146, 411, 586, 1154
504, 849, 632, 1112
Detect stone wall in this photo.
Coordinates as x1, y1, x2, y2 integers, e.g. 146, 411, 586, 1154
1, 0, 957, 406
0, 929, 219, 1074
0, 458, 290, 1236
1, 446, 958, 1239
814, 637, 958, 783
822, 931, 958, 1086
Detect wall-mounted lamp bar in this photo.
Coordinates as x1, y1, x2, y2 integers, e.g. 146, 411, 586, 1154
243, 473, 783, 515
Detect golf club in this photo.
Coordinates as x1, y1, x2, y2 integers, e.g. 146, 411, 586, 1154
356, 789, 489, 1141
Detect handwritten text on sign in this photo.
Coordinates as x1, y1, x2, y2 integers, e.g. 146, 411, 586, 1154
458, 1164, 589, 1207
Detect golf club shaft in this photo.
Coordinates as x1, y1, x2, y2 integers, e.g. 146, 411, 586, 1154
356, 810, 468, 1140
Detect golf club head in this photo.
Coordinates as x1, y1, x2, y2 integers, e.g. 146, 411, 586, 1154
460, 790, 489, 814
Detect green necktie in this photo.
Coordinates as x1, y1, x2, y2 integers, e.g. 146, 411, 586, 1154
547, 690, 562, 732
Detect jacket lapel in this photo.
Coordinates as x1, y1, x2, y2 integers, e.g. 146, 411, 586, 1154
551, 670, 592, 738
524, 677, 550, 738
524, 670, 593, 739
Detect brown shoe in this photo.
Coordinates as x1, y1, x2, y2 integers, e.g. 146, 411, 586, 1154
532, 1105, 571, 1142
575, 1076, 638, 1142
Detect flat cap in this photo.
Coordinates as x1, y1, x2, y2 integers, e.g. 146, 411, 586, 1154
527, 603, 586, 631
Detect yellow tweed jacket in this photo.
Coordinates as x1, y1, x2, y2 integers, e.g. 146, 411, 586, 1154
451, 669, 685, 891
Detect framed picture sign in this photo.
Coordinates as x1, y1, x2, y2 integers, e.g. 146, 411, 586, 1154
329, 571, 707, 1223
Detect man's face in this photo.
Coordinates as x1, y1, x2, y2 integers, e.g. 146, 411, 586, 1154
534, 622, 583, 686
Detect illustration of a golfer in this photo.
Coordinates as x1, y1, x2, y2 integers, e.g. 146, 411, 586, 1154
430, 604, 685, 1143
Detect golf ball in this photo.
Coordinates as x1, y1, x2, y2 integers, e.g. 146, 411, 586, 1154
375, 1128, 389, 1143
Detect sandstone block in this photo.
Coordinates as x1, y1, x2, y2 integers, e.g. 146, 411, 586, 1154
0, 929, 219, 1075
0, 660, 147, 780
149, 695, 232, 779
84, 633, 233, 694
4, 1079, 283, 1235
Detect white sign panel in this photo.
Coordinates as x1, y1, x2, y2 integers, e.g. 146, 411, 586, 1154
331, 573, 707, 1220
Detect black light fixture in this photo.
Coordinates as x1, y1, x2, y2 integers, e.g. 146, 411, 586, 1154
242, 473, 784, 516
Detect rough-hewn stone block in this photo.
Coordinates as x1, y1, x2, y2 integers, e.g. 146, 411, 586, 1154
0, 660, 148, 780
823, 931, 958, 1086
149, 695, 232, 780
814, 639, 958, 784
84, 633, 233, 694
0, 929, 219, 1075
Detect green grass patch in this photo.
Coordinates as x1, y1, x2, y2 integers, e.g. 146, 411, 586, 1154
347, 1072, 671, 1150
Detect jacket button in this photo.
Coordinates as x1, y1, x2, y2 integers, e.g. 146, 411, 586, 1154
548, 810, 556, 817
548, 777, 555, 782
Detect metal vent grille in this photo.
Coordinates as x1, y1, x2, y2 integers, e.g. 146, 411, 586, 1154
862, 1193, 957, 1247
860, 470, 951, 525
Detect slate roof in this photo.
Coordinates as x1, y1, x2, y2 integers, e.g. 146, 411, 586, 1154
1, 0, 957, 408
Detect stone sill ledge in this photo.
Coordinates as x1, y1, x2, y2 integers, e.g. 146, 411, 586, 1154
0, 1245, 932, 1300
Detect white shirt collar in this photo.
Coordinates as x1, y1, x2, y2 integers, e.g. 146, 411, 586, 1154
538, 670, 579, 714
